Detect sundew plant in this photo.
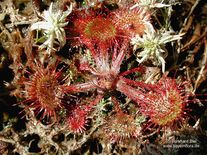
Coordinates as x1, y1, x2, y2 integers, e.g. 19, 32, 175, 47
0, 0, 207, 154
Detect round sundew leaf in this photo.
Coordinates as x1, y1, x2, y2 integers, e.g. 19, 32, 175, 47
83, 18, 117, 42
20, 63, 64, 122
